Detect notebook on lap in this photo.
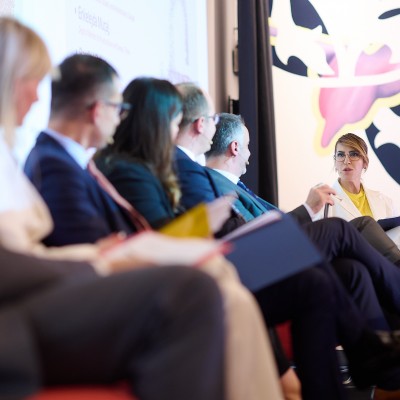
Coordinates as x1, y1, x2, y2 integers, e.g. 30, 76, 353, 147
222, 211, 322, 292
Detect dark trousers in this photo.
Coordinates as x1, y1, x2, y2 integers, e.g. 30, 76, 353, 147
350, 216, 400, 266
303, 218, 400, 318
1, 267, 225, 400
331, 257, 390, 330
255, 266, 353, 400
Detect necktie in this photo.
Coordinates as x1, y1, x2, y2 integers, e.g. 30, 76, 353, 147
237, 180, 278, 212
87, 159, 151, 232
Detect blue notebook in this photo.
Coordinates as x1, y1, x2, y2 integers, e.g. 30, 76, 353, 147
222, 211, 322, 292
377, 217, 400, 232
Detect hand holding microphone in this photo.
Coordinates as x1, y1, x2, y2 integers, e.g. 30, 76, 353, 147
306, 183, 337, 214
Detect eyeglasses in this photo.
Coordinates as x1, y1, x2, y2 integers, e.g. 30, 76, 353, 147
102, 100, 132, 116
334, 151, 361, 162
204, 113, 220, 124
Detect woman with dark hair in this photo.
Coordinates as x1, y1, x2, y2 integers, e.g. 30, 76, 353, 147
96, 77, 231, 234
96, 77, 184, 229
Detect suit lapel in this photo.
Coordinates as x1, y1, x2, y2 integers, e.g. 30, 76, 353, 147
332, 180, 362, 219
207, 169, 267, 220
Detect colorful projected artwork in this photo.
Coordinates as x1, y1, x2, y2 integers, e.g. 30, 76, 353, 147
269, 0, 400, 207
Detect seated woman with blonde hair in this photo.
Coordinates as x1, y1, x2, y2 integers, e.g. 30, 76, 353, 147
322, 133, 400, 248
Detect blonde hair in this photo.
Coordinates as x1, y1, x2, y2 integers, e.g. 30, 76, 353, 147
0, 17, 51, 144
335, 133, 369, 169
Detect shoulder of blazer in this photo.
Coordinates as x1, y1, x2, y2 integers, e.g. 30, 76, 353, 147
24, 132, 82, 182
364, 186, 387, 201
31, 132, 77, 164
174, 146, 187, 161
101, 156, 153, 177
364, 186, 397, 218
207, 168, 237, 193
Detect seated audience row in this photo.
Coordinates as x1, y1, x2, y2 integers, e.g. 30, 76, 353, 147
2, 15, 400, 400
0, 17, 229, 400
25, 53, 400, 400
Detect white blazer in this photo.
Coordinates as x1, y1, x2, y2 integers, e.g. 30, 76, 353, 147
328, 179, 399, 221
318, 179, 400, 247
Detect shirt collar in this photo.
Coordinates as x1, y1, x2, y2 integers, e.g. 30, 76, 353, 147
213, 168, 240, 184
177, 145, 197, 161
44, 129, 95, 169
177, 145, 207, 166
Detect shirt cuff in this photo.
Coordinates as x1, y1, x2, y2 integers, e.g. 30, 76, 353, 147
303, 203, 320, 222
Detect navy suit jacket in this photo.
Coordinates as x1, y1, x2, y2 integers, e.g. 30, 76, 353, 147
24, 132, 134, 246
95, 154, 175, 229
174, 147, 219, 209
174, 147, 311, 226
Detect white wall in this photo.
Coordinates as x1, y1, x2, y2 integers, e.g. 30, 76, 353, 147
1, 0, 209, 162
207, 0, 238, 113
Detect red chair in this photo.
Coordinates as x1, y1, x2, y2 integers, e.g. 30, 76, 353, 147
276, 321, 293, 361
27, 384, 136, 400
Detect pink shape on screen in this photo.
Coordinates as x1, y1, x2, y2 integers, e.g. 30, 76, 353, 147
319, 46, 400, 147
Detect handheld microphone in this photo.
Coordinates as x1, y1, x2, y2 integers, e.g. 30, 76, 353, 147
323, 203, 329, 218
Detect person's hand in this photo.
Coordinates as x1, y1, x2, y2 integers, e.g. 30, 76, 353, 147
95, 232, 127, 252
100, 231, 226, 273
206, 195, 236, 233
305, 183, 336, 214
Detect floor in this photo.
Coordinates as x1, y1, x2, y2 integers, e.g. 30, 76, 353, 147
346, 385, 373, 400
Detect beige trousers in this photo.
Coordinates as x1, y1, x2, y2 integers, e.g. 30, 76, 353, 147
202, 255, 284, 400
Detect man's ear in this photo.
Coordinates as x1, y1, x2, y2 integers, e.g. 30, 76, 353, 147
193, 116, 205, 134
229, 140, 239, 157
88, 101, 100, 123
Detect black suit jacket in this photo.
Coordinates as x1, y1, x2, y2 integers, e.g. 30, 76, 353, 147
95, 154, 175, 229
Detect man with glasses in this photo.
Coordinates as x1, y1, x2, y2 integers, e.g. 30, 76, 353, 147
24, 54, 137, 244
174, 82, 219, 176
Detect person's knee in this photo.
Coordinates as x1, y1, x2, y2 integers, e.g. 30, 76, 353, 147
169, 267, 224, 313
333, 258, 369, 281
292, 267, 335, 308
350, 216, 376, 231
329, 216, 353, 231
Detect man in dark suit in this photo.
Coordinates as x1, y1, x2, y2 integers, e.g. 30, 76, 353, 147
24, 56, 138, 246
0, 244, 225, 400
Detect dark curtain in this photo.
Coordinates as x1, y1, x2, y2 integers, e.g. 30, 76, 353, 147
237, 0, 278, 205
